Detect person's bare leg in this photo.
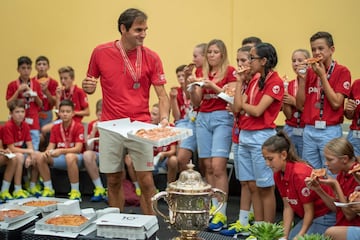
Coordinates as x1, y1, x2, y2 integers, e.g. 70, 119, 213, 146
65, 153, 79, 184
259, 186, 276, 223
136, 171, 156, 215
106, 172, 125, 211
166, 155, 178, 183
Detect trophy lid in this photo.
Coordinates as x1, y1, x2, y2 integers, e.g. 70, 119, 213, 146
167, 162, 211, 193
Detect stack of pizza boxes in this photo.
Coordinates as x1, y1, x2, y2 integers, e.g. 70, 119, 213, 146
95, 213, 158, 239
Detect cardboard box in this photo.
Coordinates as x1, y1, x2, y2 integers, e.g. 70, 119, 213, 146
96, 213, 158, 239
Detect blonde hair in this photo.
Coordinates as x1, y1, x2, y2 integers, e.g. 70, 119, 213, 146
203, 39, 229, 81
325, 137, 356, 161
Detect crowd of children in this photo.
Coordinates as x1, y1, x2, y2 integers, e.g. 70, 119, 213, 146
1, 27, 360, 239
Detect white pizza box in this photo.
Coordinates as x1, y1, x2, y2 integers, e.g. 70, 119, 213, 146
217, 92, 234, 104
95, 213, 158, 239
98, 118, 193, 147
98, 118, 155, 138
0, 203, 40, 229
35, 208, 96, 233
10, 197, 69, 213
127, 126, 193, 147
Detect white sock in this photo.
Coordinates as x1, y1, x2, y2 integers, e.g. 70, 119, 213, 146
30, 182, 36, 189
70, 183, 79, 191
14, 185, 22, 192
1, 181, 10, 192
134, 181, 140, 189
211, 198, 218, 207
254, 221, 264, 225
92, 178, 103, 188
239, 210, 249, 226
43, 181, 53, 189
219, 202, 227, 215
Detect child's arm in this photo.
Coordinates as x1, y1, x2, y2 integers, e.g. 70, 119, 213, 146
6, 83, 29, 108
74, 106, 90, 117
158, 144, 176, 161
50, 142, 83, 157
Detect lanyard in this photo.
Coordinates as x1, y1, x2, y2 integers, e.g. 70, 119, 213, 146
118, 41, 142, 86
249, 71, 273, 105
60, 120, 75, 148
319, 60, 335, 120
62, 85, 75, 100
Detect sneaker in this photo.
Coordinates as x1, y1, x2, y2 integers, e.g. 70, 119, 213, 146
13, 189, 30, 199
135, 187, 141, 196
68, 189, 81, 201
0, 190, 13, 201
41, 187, 55, 197
220, 220, 250, 237
248, 212, 255, 225
29, 186, 42, 197
245, 235, 257, 240
208, 212, 227, 232
91, 187, 106, 202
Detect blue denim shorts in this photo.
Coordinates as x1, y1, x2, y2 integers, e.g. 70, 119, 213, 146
52, 153, 84, 170
196, 110, 233, 158
237, 129, 276, 187
176, 118, 197, 152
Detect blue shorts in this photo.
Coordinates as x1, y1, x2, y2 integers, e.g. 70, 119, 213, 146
237, 129, 276, 187
52, 154, 84, 170
39, 110, 54, 128
289, 212, 336, 239
30, 130, 40, 151
232, 143, 241, 180
176, 118, 197, 152
196, 111, 233, 158
302, 124, 342, 169
283, 124, 304, 158
347, 226, 360, 239
153, 157, 168, 174
347, 130, 360, 157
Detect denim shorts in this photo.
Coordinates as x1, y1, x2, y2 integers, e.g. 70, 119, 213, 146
176, 118, 197, 152
347, 129, 360, 157
347, 226, 360, 239
237, 129, 276, 187
52, 153, 84, 170
196, 110, 233, 158
39, 110, 54, 128
283, 124, 304, 158
302, 124, 342, 169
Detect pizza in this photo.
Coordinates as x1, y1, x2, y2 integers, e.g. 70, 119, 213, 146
349, 191, 360, 202
0, 209, 26, 221
23, 200, 58, 207
310, 168, 327, 180
304, 56, 323, 64
348, 163, 360, 174
135, 128, 180, 141
45, 214, 88, 226
224, 87, 235, 97
37, 77, 49, 84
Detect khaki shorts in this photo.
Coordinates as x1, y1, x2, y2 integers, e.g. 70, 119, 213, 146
98, 128, 154, 173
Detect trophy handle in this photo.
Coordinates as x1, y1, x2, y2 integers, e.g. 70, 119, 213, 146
151, 191, 171, 222
209, 188, 226, 217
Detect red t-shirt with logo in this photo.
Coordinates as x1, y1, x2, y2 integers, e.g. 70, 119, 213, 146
49, 120, 84, 149
2, 119, 31, 148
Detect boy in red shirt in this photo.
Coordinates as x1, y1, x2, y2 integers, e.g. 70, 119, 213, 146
0, 126, 18, 201
6, 56, 43, 151
34, 99, 85, 200
2, 99, 39, 199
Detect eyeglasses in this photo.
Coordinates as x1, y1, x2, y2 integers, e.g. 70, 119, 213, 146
249, 56, 262, 62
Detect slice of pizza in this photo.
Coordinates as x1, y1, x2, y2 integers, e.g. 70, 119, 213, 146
310, 168, 327, 180
349, 191, 360, 202
348, 163, 360, 174
304, 56, 323, 64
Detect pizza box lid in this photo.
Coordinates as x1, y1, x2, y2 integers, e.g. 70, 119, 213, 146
217, 92, 234, 104
96, 213, 158, 239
